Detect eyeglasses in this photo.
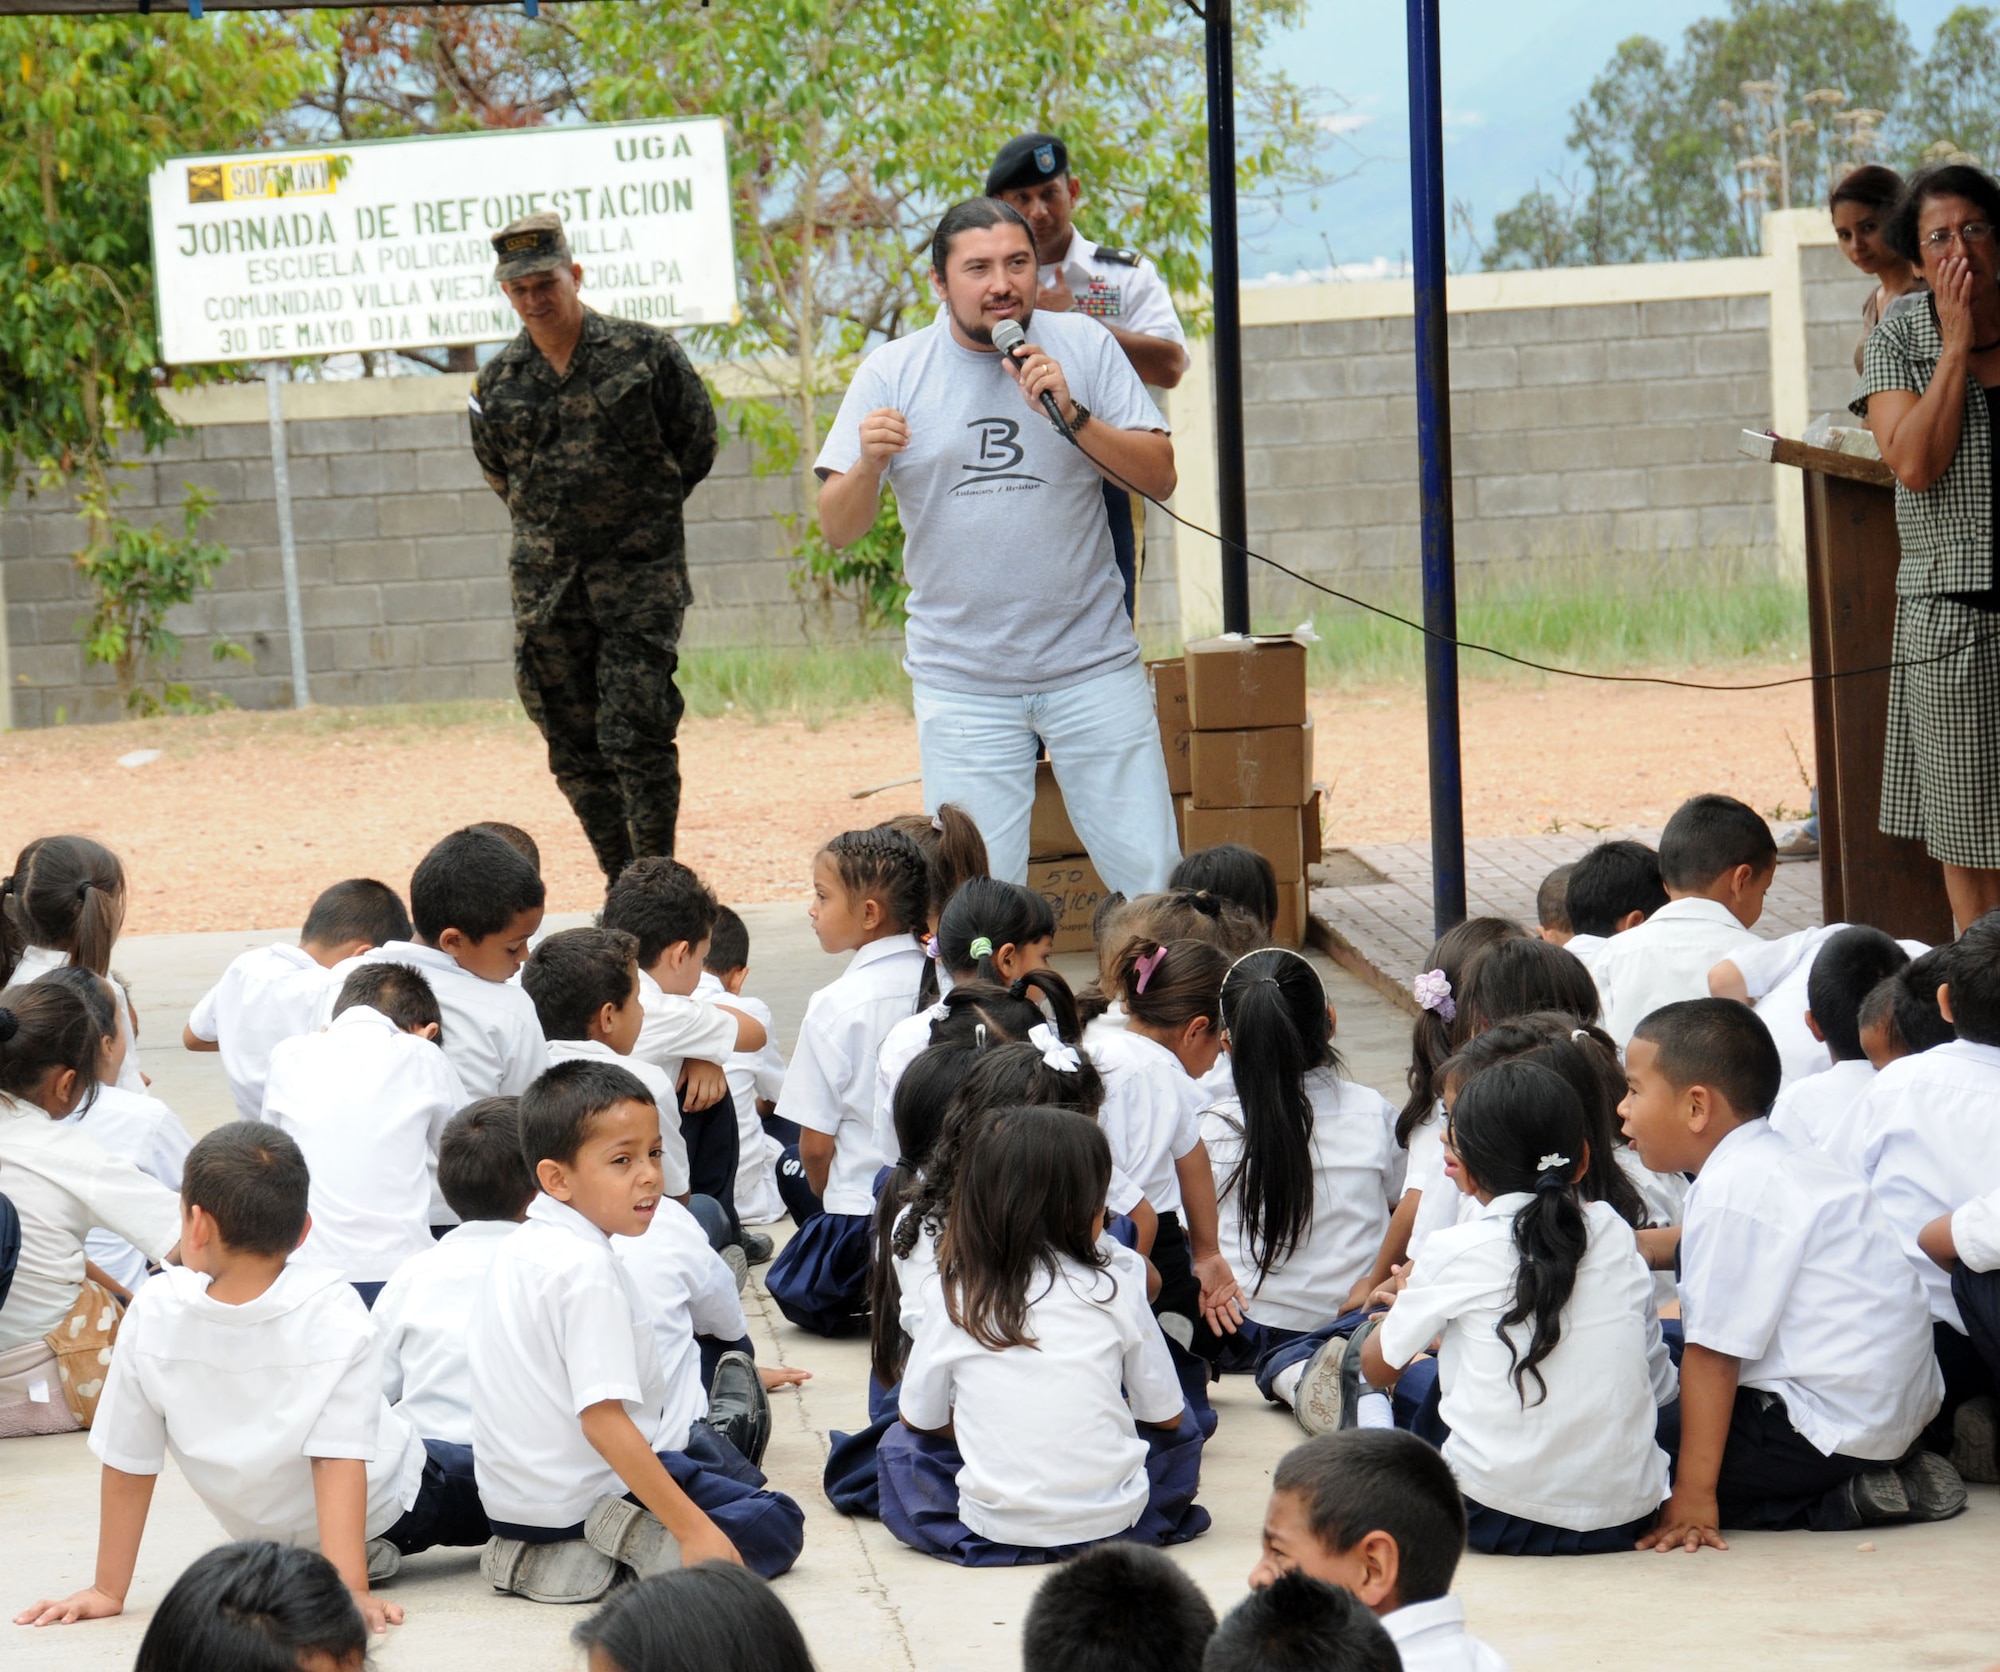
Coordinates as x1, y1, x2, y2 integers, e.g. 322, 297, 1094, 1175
1923, 222, 1995, 250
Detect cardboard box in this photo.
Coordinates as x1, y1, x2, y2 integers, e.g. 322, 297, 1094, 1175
1173, 793, 1191, 850
1028, 855, 1110, 955
1185, 636, 1308, 731
1303, 786, 1324, 864
1181, 803, 1307, 882
1188, 717, 1315, 809
1029, 761, 1082, 859
1150, 658, 1191, 795
1273, 882, 1306, 949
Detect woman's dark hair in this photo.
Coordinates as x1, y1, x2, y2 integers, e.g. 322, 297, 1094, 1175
1396, 916, 1526, 1146
1171, 844, 1279, 932
134, 1540, 365, 1672
3, 835, 127, 976
1456, 936, 1601, 1035
1886, 161, 2000, 264
1216, 948, 1340, 1287
938, 1105, 1113, 1351
0, 979, 103, 1114
1115, 937, 1228, 1032
1829, 162, 1904, 213
573, 1563, 816, 1672
820, 825, 930, 946
937, 876, 1057, 984
1445, 1058, 1591, 1407
931, 196, 1035, 274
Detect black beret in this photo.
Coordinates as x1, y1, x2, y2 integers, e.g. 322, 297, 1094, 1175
986, 132, 1068, 195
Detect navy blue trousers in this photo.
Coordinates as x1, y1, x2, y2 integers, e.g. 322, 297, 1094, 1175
381, 1440, 491, 1554
680, 1096, 741, 1242
1955, 1263, 2000, 1388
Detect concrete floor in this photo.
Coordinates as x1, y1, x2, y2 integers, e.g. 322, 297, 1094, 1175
8, 907, 1997, 1671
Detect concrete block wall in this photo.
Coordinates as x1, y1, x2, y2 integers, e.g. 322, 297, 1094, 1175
1802, 239, 1876, 420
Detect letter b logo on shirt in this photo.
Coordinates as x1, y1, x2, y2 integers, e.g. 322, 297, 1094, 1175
965, 417, 1025, 473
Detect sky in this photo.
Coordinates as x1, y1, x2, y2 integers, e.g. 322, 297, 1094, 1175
1242, 0, 1969, 280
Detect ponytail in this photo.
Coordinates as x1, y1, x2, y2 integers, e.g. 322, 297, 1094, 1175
0, 982, 104, 1114
937, 877, 1056, 985
5, 835, 127, 976
883, 803, 991, 931
1010, 968, 1081, 1043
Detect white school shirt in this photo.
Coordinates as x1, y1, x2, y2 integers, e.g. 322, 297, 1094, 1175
62, 1082, 194, 1295
873, 1000, 946, 1153
633, 968, 740, 1094
263, 1006, 468, 1283
1680, 1120, 1940, 1460
0, 1093, 181, 1351
1951, 1185, 2000, 1273
613, 1197, 748, 1453
1381, 1598, 1512, 1672
899, 1241, 1184, 1547
1402, 1109, 1466, 1270
545, 1037, 691, 1197
91, 1262, 425, 1544
1089, 1029, 1205, 1216
186, 941, 335, 1119
1769, 1058, 1877, 1168
373, 1219, 518, 1446
1852, 1040, 2000, 1330
696, 973, 789, 1223
324, 941, 546, 1100
1730, 926, 1931, 1091
1380, 1197, 1674, 1530
781, 937, 928, 1215
469, 1193, 667, 1527
18, 945, 146, 1093
1612, 1143, 1689, 1311
892, 1206, 939, 1337
1561, 931, 1608, 971
1200, 1068, 1404, 1330
1592, 898, 1762, 1048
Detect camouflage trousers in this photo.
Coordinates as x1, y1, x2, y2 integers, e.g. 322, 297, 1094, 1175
514, 555, 687, 881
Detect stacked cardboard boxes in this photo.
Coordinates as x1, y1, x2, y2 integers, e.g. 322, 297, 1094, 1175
1027, 760, 1111, 954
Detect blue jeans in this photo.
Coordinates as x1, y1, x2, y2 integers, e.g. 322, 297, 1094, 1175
912, 660, 1180, 894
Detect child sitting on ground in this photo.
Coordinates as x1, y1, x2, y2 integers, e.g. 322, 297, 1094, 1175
765, 826, 930, 1335
1920, 1188, 2000, 1471
468, 1060, 804, 1603
1594, 797, 1774, 1046
1766, 926, 1911, 1165
1621, 998, 1960, 1543
1022, 1543, 1218, 1672
1205, 1572, 1401, 1672
1534, 863, 1575, 947
1250, 1429, 1510, 1671
16, 1123, 490, 1634
573, 1564, 817, 1672
126, 1542, 366, 1672
696, 907, 790, 1233
1558, 840, 1667, 972
263, 963, 467, 1307
184, 878, 410, 1120
882, 803, 989, 1004
1710, 921, 1928, 1088
1082, 888, 1265, 1043
1173, 844, 1281, 942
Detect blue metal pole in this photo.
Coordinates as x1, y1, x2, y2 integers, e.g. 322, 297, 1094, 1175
1205, 0, 1250, 635
1406, 0, 1465, 937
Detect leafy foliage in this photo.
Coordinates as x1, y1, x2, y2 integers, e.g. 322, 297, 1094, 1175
1904, 6, 2000, 169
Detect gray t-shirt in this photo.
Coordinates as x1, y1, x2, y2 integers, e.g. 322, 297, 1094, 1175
815, 310, 1167, 696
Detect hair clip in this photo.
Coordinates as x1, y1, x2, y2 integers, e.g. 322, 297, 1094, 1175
974, 1022, 989, 1051
924, 934, 941, 961
1029, 1021, 1081, 1073
931, 813, 946, 832
969, 936, 995, 959
1571, 1028, 1590, 1043
1537, 1152, 1571, 1172
1134, 945, 1168, 994
75, 880, 93, 901
1412, 968, 1455, 1022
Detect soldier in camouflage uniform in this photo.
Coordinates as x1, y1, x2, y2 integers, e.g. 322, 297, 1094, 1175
469, 212, 719, 879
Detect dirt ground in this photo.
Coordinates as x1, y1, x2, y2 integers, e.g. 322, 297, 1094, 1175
0, 668, 1816, 934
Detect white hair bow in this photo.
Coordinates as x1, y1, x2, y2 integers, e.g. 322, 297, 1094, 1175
1029, 1021, 1081, 1073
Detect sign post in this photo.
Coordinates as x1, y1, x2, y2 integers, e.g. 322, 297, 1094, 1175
262, 364, 311, 709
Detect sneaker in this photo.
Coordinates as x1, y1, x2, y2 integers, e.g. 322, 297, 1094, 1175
1774, 828, 1819, 862
1896, 1450, 1969, 1522
1843, 1467, 1910, 1526
738, 1228, 775, 1265
1950, 1395, 1999, 1484
720, 1243, 749, 1293
365, 1538, 401, 1584
479, 1535, 620, 1604
707, 1348, 773, 1465
1293, 1336, 1353, 1436
584, 1495, 680, 1579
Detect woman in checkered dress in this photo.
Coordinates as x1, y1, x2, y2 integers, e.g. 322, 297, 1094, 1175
1852, 163, 2000, 929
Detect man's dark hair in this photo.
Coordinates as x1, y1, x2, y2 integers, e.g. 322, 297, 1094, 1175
135, 1541, 365, 1672
1807, 926, 1912, 1062
411, 829, 545, 945
705, 904, 750, 977
438, 1096, 536, 1221
466, 821, 542, 874
301, 878, 410, 951
1631, 997, 1783, 1117
520, 1058, 657, 1173
183, 1124, 309, 1256
1535, 863, 1575, 935
333, 961, 443, 1038
930, 196, 1035, 275
1021, 1545, 1217, 1672
1889, 947, 1958, 1052
523, 926, 641, 1042
1658, 795, 1776, 893
1945, 912, 2000, 1046
1202, 1574, 1399, 1672
1885, 162, 2000, 264
1565, 840, 1668, 938
602, 856, 719, 969
1271, 1431, 1464, 1608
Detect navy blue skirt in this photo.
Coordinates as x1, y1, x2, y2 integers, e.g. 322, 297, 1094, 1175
765, 1209, 873, 1336
824, 1375, 902, 1519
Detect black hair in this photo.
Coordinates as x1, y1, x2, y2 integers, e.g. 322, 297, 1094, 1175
410, 827, 545, 945
705, 904, 751, 976
924, 978, 1052, 1052
301, 877, 411, 950
1891, 946, 1958, 1051
0, 979, 103, 1114
37, 964, 118, 1041
1830, 162, 1905, 213
1397, 916, 1526, 1146
1172, 844, 1280, 933
1564, 840, 1668, 938
182, 1123, 310, 1256
1216, 948, 1339, 1288
1271, 1429, 1466, 1606
1457, 936, 1601, 1034
3, 834, 127, 975
1445, 1058, 1591, 1405
930, 195, 1036, 274
883, 803, 990, 924
134, 1541, 365, 1672
1658, 794, 1776, 893
1202, 1573, 1400, 1672
573, 1564, 816, 1672
466, 820, 541, 873
1946, 911, 2000, 1045
524, 926, 641, 1041
1885, 161, 2000, 265
333, 960, 443, 1036
520, 1058, 656, 1172
937, 876, 1057, 982
1535, 863, 1575, 935
820, 825, 930, 947
1857, 973, 1903, 1056
438, 1096, 536, 1222
1631, 997, 1782, 1118
1806, 926, 1911, 1062
1023, 1544, 1218, 1672
604, 856, 720, 969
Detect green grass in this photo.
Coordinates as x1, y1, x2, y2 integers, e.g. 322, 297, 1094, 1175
677, 642, 912, 724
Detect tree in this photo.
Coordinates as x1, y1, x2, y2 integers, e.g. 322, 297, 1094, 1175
1905, 6, 2000, 168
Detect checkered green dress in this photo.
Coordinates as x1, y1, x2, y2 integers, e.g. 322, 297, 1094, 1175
1851, 296, 2000, 867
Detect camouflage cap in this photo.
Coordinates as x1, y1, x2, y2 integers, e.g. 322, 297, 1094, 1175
492, 212, 573, 282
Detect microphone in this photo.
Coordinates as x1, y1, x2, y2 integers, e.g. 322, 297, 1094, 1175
991, 317, 1073, 436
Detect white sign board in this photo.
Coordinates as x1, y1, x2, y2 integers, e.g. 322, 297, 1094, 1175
148, 118, 737, 366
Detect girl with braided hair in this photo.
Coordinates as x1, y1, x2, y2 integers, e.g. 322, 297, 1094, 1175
4, 836, 145, 1095
765, 825, 931, 1335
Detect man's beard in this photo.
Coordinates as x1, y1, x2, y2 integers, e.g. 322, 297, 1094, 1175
949, 291, 1035, 347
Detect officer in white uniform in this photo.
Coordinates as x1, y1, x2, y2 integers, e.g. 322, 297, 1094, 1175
987, 132, 1187, 621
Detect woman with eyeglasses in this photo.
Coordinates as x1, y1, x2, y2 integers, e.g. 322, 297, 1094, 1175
1852, 163, 2000, 930
1829, 164, 1925, 374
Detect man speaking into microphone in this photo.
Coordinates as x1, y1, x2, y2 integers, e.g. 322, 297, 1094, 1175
815, 198, 1181, 892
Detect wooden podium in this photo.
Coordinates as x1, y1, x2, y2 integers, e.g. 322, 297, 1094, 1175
1743, 432, 1954, 943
